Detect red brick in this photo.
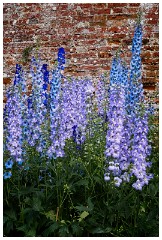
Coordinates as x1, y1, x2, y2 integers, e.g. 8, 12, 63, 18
3, 7, 8, 14
107, 14, 136, 20
92, 8, 111, 15
129, 3, 140, 7
152, 52, 159, 58
80, 4, 93, 9
126, 7, 140, 14
3, 78, 11, 85
3, 2, 159, 99
3, 20, 8, 25
147, 18, 159, 24
3, 38, 12, 43
108, 3, 128, 7
112, 8, 124, 14
145, 13, 159, 19
143, 85, 156, 91
93, 3, 107, 9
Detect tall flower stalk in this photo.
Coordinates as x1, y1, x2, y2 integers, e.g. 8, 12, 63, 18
4, 65, 24, 168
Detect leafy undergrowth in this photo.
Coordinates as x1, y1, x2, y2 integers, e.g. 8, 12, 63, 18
3, 117, 159, 237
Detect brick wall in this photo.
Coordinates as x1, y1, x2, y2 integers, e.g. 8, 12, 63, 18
3, 3, 159, 103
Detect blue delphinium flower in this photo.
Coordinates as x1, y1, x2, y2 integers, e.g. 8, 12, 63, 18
126, 23, 153, 190
95, 75, 109, 121
4, 64, 27, 170
35, 63, 50, 154
128, 24, 144, 115
130, 112, 153, 190
41, 64, 49, 107
5, 73, 23, 164
14, 64, 23, 87
105, 83, 126, 186
57, 77, 88, 152
3, 171, 12, 179
5, 159, 14, 169
27, 57, 48, 153
105, 56, 131, 187
47, 66, 62, 158
110, 57, 119, 84
58, 47, 65, 70
47, 75, 92, 159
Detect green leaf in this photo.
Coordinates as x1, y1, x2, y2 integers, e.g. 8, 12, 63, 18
74, 179, 89, 187
75, 205, 89, 212
26, 228, 36, 237
91, 226, 112, 234
17, 225, 27, 233
3, 216, 9, 225
42, 222, 59, 237
4, 209, 17, 221
93, 176, 101, 183
59, 225, 70, 237
105, 227, 112, 233
90, 227, 105, 234
32, 197, 43, 212
71, 222, 83, 236
78, 211, 89, 222
5, 220, 14, 235
87, 197, 94, 211
45, 210, 56, 221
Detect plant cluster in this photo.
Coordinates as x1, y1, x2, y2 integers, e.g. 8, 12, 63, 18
3, 22, 159, 237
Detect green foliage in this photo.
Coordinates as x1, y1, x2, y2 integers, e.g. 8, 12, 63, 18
22, 38, 40, 63
3, 114, 159, 237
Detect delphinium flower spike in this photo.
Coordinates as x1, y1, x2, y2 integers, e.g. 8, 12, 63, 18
95, 74, 109, 122
4, 64, 24, 172
104, 56, 132, 186
27, 57, 47, 151
127, 22, 153, 190
47, 66, 62, 158
128, 23, 144, 116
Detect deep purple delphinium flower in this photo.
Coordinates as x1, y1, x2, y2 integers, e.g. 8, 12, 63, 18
41, 64, 49, 107
58, 47, 65, 70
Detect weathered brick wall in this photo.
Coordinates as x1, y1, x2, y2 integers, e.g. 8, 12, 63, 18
3, 3, 159, 103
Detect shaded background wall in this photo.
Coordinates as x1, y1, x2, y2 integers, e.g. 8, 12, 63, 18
3, 3, 159, 104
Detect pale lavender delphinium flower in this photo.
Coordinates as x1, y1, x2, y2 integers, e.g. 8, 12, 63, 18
4, 64, 24, 172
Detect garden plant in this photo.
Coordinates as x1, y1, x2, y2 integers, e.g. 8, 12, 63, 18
3, 19, 159, 237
